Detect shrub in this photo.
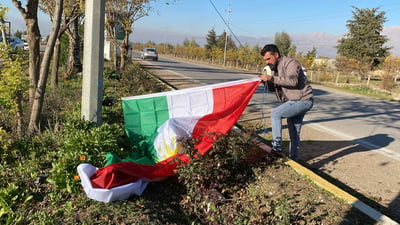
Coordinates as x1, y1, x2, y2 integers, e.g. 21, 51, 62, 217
0, 48, 29, 136
0, 127, 11, 160
119, 63, 167, 95
381, 72, 396, 92
0, 183, 33, 224
47, 121, 126, 194
176, 129, 257, 224
103, 68, 121, 80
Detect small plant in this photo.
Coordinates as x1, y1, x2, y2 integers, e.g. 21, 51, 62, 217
0, 127, 11, 161
176, 129, 257, 224
47, 121, 126, 194
119, 63, 167, 95
103, 68, 121, 80
0, 48, 29, 136
0, 183, 33, 224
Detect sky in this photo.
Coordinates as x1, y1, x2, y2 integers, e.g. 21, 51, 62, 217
132, 0, 400, 41
2, 0, 400, 57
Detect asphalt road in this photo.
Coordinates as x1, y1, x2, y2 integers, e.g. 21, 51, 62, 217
134, 53, 400, 162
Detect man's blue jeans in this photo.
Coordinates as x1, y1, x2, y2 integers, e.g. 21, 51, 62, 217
270, 98, 314, 161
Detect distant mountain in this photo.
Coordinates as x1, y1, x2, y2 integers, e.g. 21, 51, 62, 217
235, 32, 340, 58
382, 26, 400, 57
132, 26, 400, 58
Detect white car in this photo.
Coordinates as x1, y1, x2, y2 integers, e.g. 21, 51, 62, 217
140, 48, 158, 61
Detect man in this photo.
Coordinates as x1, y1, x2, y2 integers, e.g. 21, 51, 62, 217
259, 44, 314, 161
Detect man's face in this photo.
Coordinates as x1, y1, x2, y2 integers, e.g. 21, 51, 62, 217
262, 52, 279, 70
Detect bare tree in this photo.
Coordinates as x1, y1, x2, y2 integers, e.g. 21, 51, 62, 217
28, 0, 63, 134
40, 0, 84, 85
381, 56, 400, 92
13, 0, 63, 135
105, 0, 153, 71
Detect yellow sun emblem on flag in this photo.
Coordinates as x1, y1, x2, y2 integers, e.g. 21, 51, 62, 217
156, 135, 183, 162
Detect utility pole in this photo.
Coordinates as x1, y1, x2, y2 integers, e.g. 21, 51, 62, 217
223, 0, 231, 67
81, 0, 105, 125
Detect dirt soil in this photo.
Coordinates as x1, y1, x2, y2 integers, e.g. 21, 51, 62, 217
142, 59, 400, 223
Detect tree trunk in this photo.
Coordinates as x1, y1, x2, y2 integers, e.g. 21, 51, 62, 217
335, 72, 340, 84
50, 38, 61, 87
0, 27, 8, 46
73, 18, 82, 73
27, 22, 41, 106
119, 33, 129, 70
112, 27, 119, 70
28, 0, 63, 135
16, 94, 23, 137
113, 43, 118, 70
12, 0, 41, 106
366, 74, 371, 87
65, 31, 76, 79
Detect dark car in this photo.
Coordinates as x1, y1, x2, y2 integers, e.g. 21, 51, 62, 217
140, 48, 158, 61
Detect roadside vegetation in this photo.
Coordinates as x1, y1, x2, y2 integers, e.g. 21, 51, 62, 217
0, 1, 398, 224
0, 60, 377, 224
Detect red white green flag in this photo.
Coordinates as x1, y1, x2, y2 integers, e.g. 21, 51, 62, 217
77, 78, 260, 202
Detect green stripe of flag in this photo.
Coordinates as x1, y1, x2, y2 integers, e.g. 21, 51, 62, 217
105, 96, 171, 166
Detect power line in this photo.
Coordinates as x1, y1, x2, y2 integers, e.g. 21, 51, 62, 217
223, 0, 231, 66
208, 0, 243, 47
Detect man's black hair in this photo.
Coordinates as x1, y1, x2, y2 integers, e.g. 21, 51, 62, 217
260, 44, 281, 56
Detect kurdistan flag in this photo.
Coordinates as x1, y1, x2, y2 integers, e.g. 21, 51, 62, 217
122, 77, 261, 163
77, 78, 261, 202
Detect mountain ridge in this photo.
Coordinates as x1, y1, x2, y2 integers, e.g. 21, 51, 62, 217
132, 26, 400, 58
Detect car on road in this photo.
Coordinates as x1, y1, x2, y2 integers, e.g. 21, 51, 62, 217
140, 47, 158, 61
0, 36, 24, 50
10, 37, 24, 49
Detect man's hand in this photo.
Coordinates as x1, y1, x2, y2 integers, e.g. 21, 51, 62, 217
259, 74, 274, 82
260, 65, 273, 82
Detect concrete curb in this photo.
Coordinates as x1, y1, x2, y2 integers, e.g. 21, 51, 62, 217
285, 160, 399, 225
